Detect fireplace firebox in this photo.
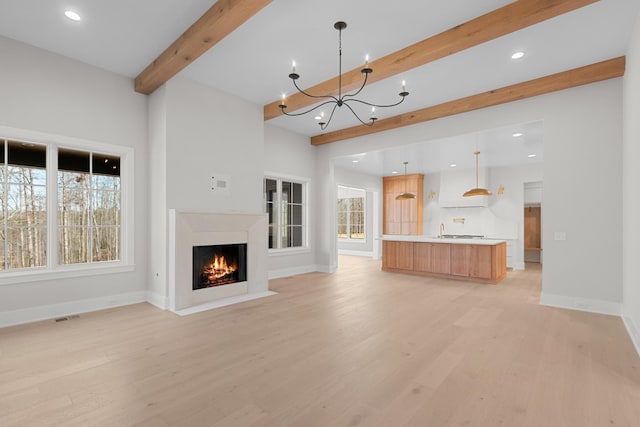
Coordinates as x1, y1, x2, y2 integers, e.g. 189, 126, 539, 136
192, 243, 247, 290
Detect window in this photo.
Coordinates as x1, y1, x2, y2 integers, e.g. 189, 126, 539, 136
58, 149, 121, 265
0, 141, 47, 269
337, 186, 365, 240
264, 177, 306, 250
0, 134, 130, 277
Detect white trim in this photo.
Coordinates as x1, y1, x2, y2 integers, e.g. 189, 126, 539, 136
268, 264, 320, 279
0, 291, 147, 328
146, 291, 168, 310
513, 261, 526, 270
268, 247, 311, 257
0, 125, 135, 280
338, 249, 374, 257
0, 263, 135, 286
173, 291, 277, 316
622, 315, 640, 358
540, 292, 622, 316
264, 173, 310, 250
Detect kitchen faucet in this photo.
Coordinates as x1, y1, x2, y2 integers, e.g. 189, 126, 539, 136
439, 223, 445, 238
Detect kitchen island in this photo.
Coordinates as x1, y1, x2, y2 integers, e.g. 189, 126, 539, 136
382, 236, 507, 284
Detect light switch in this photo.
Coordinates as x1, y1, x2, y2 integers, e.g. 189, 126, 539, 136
554, 231, 566, 241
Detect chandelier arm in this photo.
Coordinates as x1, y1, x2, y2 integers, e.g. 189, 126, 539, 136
343, 95, 408, 109
292, 79, 339, 102
319, 103, 340, 130
342, 102, 375, 127
341, 71, 369, 99
280, 100, 338, 117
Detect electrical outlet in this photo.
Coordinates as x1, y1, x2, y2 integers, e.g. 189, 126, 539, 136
554, 231, 566, 241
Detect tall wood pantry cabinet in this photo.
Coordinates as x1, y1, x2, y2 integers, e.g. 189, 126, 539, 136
383, 173, 424, 235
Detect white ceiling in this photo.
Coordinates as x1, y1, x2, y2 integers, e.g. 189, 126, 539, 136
332, 120, 544, 177
0, 0, 637, 175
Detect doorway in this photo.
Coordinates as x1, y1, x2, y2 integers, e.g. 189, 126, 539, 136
524, 204, 542, 264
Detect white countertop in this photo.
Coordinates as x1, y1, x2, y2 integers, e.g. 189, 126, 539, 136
381, 235, 507, 245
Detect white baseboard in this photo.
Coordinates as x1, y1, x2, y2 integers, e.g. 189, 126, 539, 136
540, 292, 622, 316
318, 264, 337, 274
0, 291, 147, 328
338, 250, 374, 257
146, 291, 168, 310
513, 261, 526, 270
268, 264, 321, 279
622, 315, 640, 358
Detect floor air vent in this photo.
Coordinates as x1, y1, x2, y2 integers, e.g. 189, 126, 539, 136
54, 315, 80, 322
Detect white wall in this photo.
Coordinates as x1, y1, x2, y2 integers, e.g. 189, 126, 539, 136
623, 12, 640, 354
0, 36, 148, 325
316, 79, 623, 314
334, 167, 382, 257
263, 124, 317, 278
165, 77, 264, 212
147, 86, 168, 308
147, 77, 265, 305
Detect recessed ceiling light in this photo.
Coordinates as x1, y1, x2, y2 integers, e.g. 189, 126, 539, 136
64, 10, 81, 21
511, 51, 525, 60
450, 163, 457, 168
352, 160, 359, 163
528, 153, 537, 158
512, 132, 523, 137
391, 171, 398, 174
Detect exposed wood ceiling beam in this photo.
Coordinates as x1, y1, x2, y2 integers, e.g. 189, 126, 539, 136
311, 56, 625, 146
135, 0, 271, 95
264, 0, 599, 121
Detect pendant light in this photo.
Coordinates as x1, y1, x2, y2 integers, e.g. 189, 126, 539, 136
396, 162, 416, 200
463, 151, 492, 197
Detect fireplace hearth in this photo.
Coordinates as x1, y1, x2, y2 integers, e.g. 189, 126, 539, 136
193, 243, 247, 290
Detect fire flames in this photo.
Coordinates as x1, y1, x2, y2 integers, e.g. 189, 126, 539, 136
203, 254, 237, 284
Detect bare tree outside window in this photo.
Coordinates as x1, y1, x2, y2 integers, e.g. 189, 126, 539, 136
0, 141, 47, 270
58, 149, 120, 265
337, 186, 365, 240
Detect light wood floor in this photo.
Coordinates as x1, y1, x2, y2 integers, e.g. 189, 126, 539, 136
1, 257, 639, 426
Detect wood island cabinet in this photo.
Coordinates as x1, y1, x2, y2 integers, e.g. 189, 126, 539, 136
382, 240, 507, 284
381, 241, 413, 270
450, 244, 493, 279
383, 174, 424, 235
413, 242, 451, 275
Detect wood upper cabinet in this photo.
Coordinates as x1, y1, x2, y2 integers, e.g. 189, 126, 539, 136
383, 174, 424, 235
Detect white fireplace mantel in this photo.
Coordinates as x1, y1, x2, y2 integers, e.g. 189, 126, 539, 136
168, 209, 274, 314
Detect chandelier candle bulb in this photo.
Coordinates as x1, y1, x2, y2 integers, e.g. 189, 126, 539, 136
292, 60, 296, 73
402, 80, 406, 92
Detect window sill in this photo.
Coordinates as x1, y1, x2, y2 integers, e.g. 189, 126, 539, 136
0, 263, 136, 286
268, 247, 311, 257
338, 238, 367, 243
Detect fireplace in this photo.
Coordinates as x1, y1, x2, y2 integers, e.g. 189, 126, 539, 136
192, 243, 247, 290
169, 210, 271, 314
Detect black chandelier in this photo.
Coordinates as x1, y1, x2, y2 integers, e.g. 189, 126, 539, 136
278, 21, 409, 130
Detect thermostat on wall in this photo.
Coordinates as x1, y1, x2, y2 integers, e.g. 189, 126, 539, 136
211, 174, 230, 195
